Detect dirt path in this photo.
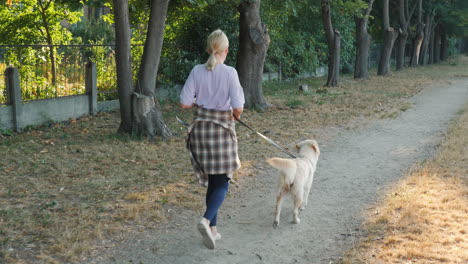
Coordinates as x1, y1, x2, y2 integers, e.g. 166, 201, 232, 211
83, 79, 467, 264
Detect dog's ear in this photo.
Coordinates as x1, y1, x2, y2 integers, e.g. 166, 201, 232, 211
309, 141, 320, 154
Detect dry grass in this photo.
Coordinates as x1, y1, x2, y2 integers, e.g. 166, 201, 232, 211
1, 55, 468, 263
341, 104, 468, 263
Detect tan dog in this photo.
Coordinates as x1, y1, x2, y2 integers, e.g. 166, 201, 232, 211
267, 140, 320, 228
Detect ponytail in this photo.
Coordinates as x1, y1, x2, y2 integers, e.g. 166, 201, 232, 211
205, 29, 229, 71
206, 51, 217, 71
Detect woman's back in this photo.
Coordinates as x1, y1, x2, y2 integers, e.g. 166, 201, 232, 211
180, 64, 244, 111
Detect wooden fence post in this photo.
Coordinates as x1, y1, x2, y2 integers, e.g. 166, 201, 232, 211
86, 61, 97, 115
5, 66, 22, 131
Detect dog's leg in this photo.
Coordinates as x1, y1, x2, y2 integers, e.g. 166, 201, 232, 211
273, 189, 286, 228
301, 175, 314, 210
292, 195, 302, 224
292, 186, 304, 224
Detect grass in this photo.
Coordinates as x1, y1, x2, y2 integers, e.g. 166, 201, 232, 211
340, 104, 468, 263
1, 55, 468, 263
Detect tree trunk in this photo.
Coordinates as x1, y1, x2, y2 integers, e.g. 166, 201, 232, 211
321, 0, 340, 86
236, 0, 270, 110
428, 24, 435, 64
410, 24, 424, 66
354, 18, 371, 79
440, 27, 449, 61
113, 0, 172, 138
396, 0, 415, 71
113, 0, 134, 134
378, 28, 399, 75
419, 14, 433, 66
434, 24, 441, 64
133, 0, 172, 138
410, 0, 424, 67
378, 0, 399, 76
354, 0, 374, 79
38, 0, 57, 86
396, 32, 408, 70
328, 31, 341, 86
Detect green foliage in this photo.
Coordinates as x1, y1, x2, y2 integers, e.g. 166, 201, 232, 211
448, 37, 461, 56
0, 0, 80, 45
286, 98, 303, 108
261, 0, 323, 78
84, 40, 118, 99
1, 0, 467, 100
0, 0, 84, 100
332, 0, 370, 72
443, 0, 468, 37
334, 0, 369, 18
262, 0, 368, 78
0, 128, 13, 136
0, 44, 93, 100
70, 19, 114, 45
158, 0, 239, 85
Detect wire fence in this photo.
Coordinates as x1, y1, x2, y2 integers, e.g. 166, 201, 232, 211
0, 44, 143, 104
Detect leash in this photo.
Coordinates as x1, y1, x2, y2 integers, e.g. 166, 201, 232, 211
233, 116, 298, 159
176, 116, 190, 127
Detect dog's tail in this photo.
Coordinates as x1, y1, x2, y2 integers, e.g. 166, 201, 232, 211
267, 158, 297, 185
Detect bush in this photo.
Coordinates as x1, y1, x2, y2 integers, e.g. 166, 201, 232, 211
70, 19, 114, 45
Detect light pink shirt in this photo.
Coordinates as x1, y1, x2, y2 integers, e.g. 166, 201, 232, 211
180, 64, 245, 111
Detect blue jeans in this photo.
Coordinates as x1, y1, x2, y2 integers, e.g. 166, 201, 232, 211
204, 174, 230, 227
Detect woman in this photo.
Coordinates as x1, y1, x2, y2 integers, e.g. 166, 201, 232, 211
180, 29, 245, 249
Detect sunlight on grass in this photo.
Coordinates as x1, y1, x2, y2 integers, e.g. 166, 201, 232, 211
341, 103, 468, 264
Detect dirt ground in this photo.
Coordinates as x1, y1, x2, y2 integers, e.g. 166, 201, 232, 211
81, 78, 468, 264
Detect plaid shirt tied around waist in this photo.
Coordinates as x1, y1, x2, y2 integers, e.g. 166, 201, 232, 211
186, 106, 241, 186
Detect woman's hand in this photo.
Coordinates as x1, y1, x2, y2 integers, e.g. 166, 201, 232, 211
233, 107, 243, 120
180, 103, 193, 109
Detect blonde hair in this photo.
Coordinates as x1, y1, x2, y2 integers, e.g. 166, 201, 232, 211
205, 29, 229, 71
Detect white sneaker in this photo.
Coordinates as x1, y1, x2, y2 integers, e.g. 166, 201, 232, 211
197, 219, 215, 249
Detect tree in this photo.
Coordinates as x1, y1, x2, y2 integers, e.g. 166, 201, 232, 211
423, 0, 467, 63
261, 0, 322, 79
113, 0, 133, 134
377, 0, 399, 76
113, 0, 172, 138
428, 20, 436, 64
409, 0, 424, 67
440, 23, 449, 60
236, 0, 270, 110
160, 0, 240, 85
354, 0, 375, 79
37, 0, 59, 85
0, 0, 80, 84
396, 0, 416, 70
414, 0, 468, 64
419, 12, 434, 65
321, 0, 341, 86
433, 23, 442, 63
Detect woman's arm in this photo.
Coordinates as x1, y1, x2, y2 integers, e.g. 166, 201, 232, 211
233, 107, 243, 120
180, 68, 196, 109
229, 68, 245, 120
